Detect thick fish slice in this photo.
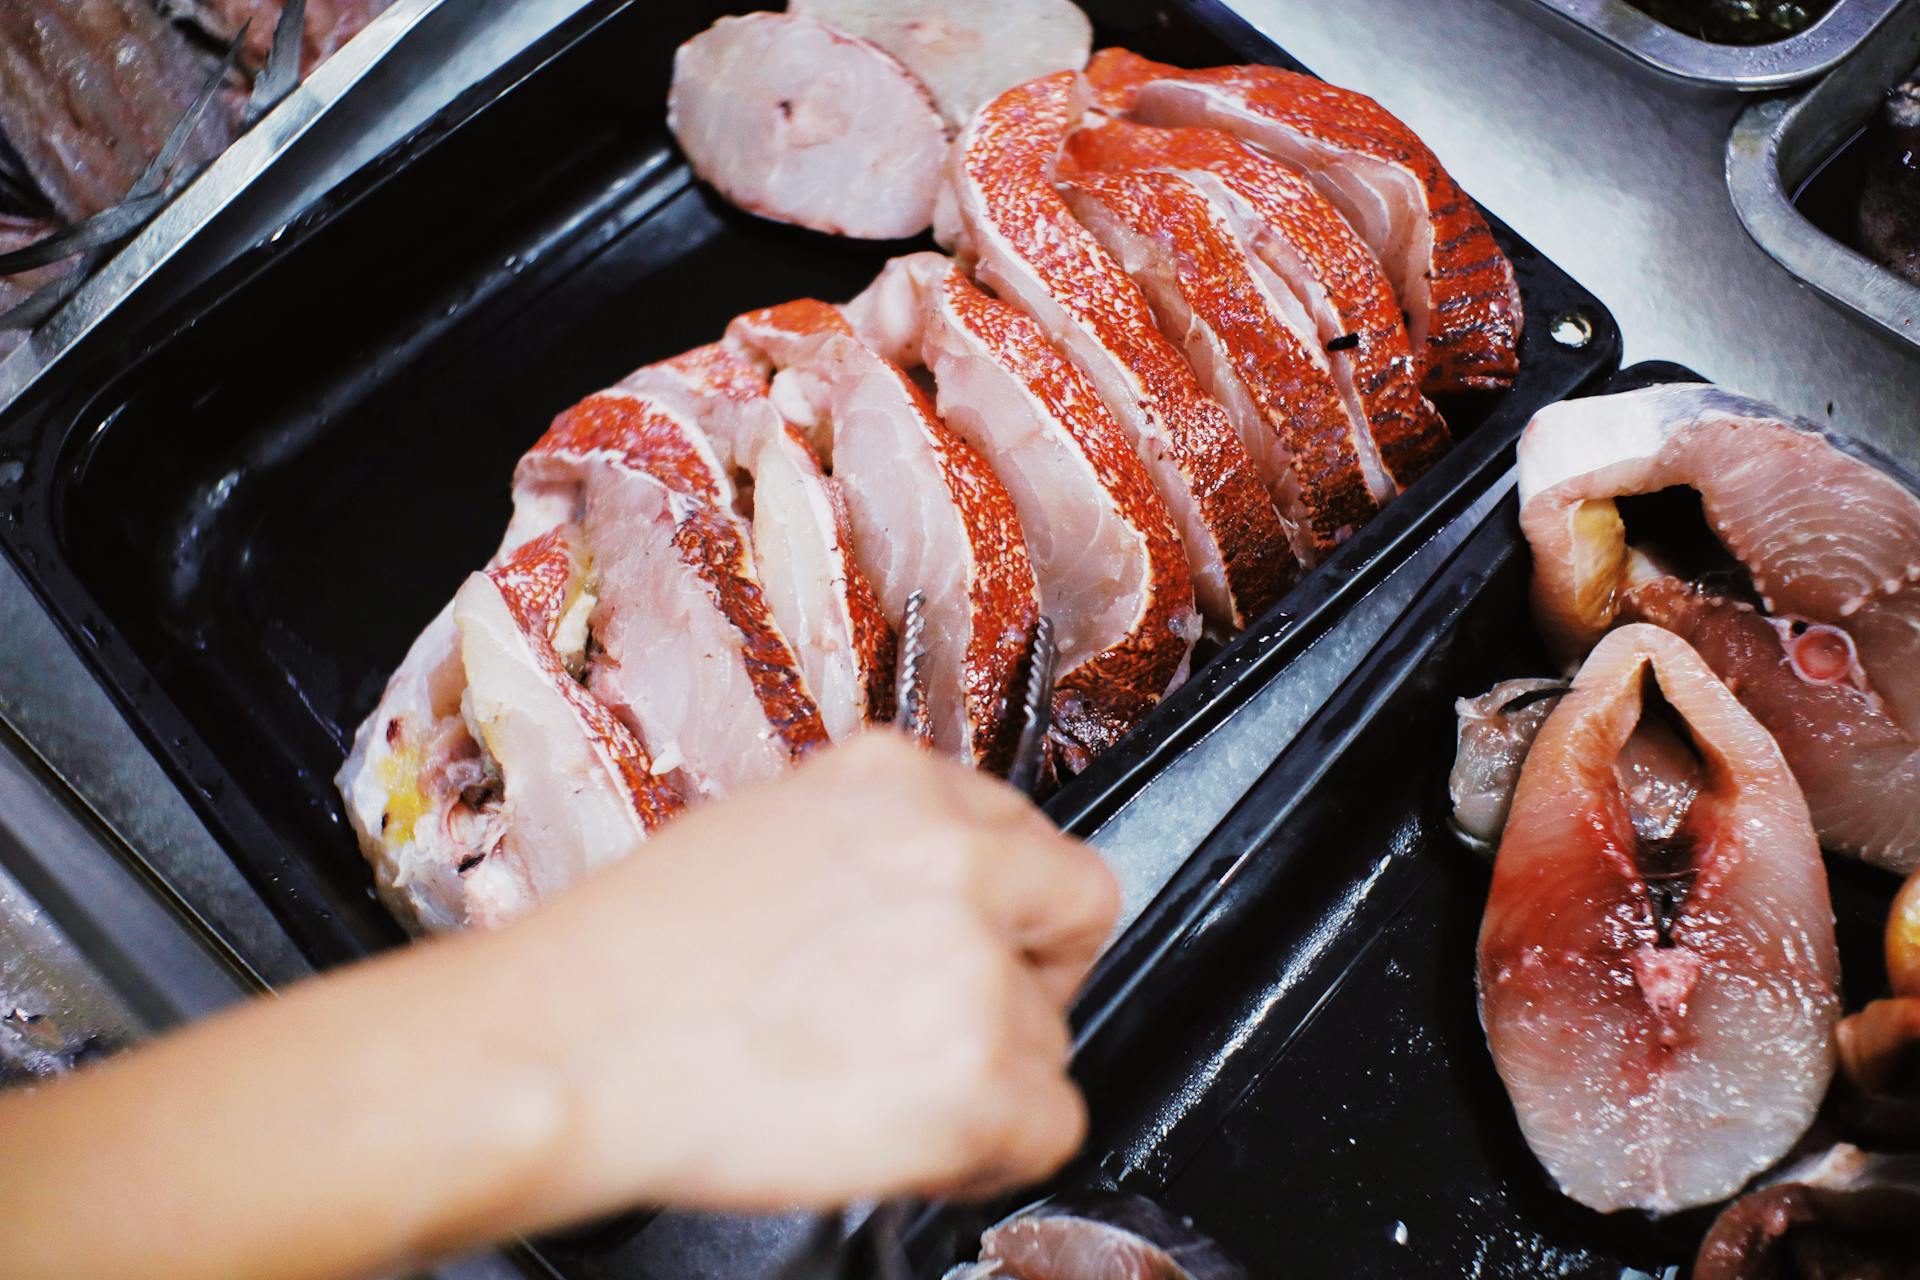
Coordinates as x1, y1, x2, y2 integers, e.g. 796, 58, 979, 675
846, 253, 1197, 769
971, 1195, 1248, 1280
728, 300, 1040, 769
518, 387, 830, 799
1520, 383, 1920, 869
1061, 167, 1378, 560
936, 70, 1296, 630
1480, 624, 1840, 1215
1088, 48, 1522, 396
335, 526, 683, 932
1623, 576, 1920, 874
622, 342, 895, 738
450, 528, 681, 927
788, 0, 1091, 129
1063, 120, 1447, 490
667, 13, 946, 240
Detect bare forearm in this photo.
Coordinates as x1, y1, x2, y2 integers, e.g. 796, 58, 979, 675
0, 927, 666, 1280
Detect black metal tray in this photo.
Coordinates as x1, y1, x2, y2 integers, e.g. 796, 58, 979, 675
0, 0, 1615, 980
907, 362, 1905, 1278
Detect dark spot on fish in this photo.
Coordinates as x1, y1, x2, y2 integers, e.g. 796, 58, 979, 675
460, 779, 500, 810
777, 99, 793, 120
1791, 618, 1810, 636
1638, 831, 1699, 948
1326, 332, 1361, 352
1500, 683, 1570, 714
386, 718, 403, 747
457, 851, 486, 874
380, 812, 391, 832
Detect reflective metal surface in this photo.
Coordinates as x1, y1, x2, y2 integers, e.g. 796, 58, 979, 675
1525, 0, 1906, 88
1730, 0, 1920, 350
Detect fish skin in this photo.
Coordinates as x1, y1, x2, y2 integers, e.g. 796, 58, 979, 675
936, 69, 1295, 631
1449, 677, 1565, 851
1060, 166, 1378, 561
519, 387, 830, 800
846, 252, 1197, 771
667, 12, 947, 240
1694, 1145, 1920, 1280
788, 0, 1091, 129
622, 342, 895, 739
1087, 48, 1522, 397
1062, 119, 1446, 493
452, 527, 681, 928
172, 0, 392, 76
729, 300, 1039, 770
0, 0, 239, 220
1479, 624, 1840, 1216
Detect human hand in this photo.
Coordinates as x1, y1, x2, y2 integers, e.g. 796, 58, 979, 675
483, 731, 1120, 1222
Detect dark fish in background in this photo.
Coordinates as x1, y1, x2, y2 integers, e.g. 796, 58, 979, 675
165, 0, 392, 77
0, 0, 239, 222
1694, 1145, 1920, 1280
1858, 75, 1920, 288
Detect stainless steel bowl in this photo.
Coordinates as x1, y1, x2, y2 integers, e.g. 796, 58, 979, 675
1525, 0, 1907, 89
1728, 0, 1920, 350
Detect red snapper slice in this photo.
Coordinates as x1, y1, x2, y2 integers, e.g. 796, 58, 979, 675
517, 388, 830, 800
1479, 624, 1840, 1215
449, 528, 682, 928
1060, 167, 1378, 560
622, 342, 895, 739
667, 13, 946, 240
1063, 120, 1447, 491
787, 0, 1091, 129
936, 69, 1296, 630
1088, 49, 1522, 396
847, 253, 1197, 770
728, 301, 1040, 770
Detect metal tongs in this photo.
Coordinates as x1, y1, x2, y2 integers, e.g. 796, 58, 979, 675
777, 593, 1059, 1280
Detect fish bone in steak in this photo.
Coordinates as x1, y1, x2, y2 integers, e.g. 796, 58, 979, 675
847, 252, 1196, 771
728, 300, 1038, 770
936, 70, 1294, 631
1088, 49, 1521, 396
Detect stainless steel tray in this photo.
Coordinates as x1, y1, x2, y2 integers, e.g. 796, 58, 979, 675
1729, 0, 1920, 348
1525, 0, 1907, 89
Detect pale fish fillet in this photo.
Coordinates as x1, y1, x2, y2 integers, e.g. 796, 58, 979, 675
1088, 48, 1522, 396
788, 0, 1091, 129
334, 481, 592, 931
935, 69, 1295, 630
1448, 677, 1565, 851
974, 1195, 1248, 1279
1479, 624, 1840, 1215
667, 12, 947, 239
1062, 119, 1446, 492
517, 386, 830, 800
846, 252, 1197, 770
450, 527, 681, 927
1061, 167, 1377, 562
622, 341, 895, 739
1520, 383, 1920, 869
728, 299, 1039, 769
